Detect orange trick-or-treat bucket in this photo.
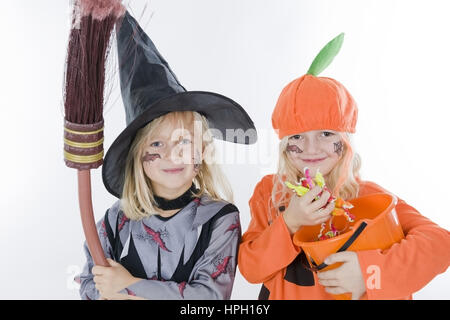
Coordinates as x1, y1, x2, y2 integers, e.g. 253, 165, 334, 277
293, 193, 405, 299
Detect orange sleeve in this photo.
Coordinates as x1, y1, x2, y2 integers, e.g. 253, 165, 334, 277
238, 175, 301, 284
356, 182, 450, 299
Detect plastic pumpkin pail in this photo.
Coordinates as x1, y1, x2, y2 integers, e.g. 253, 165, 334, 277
293, 193, 404, 299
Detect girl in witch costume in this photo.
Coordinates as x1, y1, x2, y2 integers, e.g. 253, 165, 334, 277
78, 11, 256, 300
238, 33, 450, 300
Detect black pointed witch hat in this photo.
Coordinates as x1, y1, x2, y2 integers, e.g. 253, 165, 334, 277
102, 11, 257, 198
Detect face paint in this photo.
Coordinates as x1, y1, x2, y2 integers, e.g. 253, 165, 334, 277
142, 152, 161, 162
333, 141, 343, 156
286, 144, 303, 153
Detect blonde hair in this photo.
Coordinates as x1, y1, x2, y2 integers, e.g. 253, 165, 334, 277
269, 132, 361, 223
121, 111, 233, 220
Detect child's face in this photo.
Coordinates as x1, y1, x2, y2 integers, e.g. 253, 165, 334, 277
286, 130, 343, 177
141, 118, 202, 196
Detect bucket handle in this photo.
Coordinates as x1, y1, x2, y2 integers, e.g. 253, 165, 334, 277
309, 221, 368, 271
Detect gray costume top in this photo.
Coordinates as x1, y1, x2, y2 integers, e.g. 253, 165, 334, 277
79, 194, 241, 300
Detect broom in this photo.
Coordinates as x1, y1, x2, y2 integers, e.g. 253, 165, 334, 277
63, 0, 125, 267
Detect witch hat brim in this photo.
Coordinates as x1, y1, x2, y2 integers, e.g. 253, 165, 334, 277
102, 12, 257, 198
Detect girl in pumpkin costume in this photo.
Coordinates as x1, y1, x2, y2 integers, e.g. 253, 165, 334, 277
238, 33, 450, 300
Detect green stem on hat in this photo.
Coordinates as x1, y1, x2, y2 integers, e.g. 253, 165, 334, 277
306, 32, 345, 76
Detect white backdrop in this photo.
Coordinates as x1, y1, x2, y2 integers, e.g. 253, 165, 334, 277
0, 0, 449, 299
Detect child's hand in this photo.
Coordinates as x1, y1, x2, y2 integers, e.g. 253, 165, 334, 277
92, 258, 141, 299
283, 185, 334, 235
317, 251, 366, 300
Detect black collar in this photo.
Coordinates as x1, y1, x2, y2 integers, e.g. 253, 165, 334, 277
153, 184, 198, 211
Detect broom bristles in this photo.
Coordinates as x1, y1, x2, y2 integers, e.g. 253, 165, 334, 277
63, 0, 125, 169
64, 0, 124, 125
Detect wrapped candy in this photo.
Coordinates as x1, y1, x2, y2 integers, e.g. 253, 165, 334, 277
285, 167, 355, 241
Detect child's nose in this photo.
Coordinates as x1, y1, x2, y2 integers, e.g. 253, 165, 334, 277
303, 138, 320, 153
167, 143, 189, 164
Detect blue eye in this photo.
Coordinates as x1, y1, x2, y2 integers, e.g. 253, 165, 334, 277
150, 141, 163, 148
179, 138, 191, 145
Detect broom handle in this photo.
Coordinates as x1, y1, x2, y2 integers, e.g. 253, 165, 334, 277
78, 169, 109, 267
77, 171, 146, 300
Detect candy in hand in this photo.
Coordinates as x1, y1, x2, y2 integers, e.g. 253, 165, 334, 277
284, 167, 356, 240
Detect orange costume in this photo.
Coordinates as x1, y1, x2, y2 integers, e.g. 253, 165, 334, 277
239, 174, 450, 299
238, 34, 450, 299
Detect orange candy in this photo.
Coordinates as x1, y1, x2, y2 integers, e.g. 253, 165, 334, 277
331, 207, 346, 216
335, 198, 344, 208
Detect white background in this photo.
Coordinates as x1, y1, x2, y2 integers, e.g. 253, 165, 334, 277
0, 0, 449, 299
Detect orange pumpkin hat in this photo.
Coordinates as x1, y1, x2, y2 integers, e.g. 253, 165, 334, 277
272, 33, 358, 139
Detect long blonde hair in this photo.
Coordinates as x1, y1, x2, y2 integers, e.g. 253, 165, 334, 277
121, 111, 233, 220
270, 132, 361, 223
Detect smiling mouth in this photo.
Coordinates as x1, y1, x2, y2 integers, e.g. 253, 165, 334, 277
162, 168, 184, 174
302, 158, 326, 163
